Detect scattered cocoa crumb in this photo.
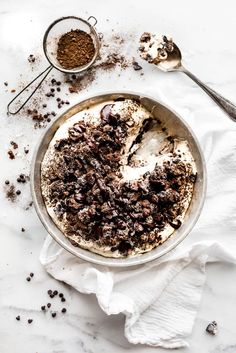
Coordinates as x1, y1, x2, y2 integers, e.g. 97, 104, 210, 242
67, 66, 96, 93
7, 150, 15, 160
66, 53, 129, 93
17, 174, 29, 184
11, 89, 16, 93
68, 86, 78, 93
132, 61, 142, 71
26, 108, 57, 129
28, 54, 36, 63
10, 141, 18, 149
112, 34, 125, 45
206, 321, 218, 335
25, 201, 33, 210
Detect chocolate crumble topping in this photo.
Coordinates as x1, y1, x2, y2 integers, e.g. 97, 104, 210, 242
42, 100, 196, 257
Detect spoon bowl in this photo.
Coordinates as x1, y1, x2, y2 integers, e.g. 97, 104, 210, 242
156, 43, 182, 72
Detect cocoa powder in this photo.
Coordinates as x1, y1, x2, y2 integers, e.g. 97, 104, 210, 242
57, 29, 95, 70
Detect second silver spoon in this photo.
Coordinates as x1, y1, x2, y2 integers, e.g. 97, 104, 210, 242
141, 37, 236, 122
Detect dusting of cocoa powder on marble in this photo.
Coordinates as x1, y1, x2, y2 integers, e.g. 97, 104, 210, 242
66, 33, 131, 93
5, 184, 17, 202
8, 32, 139, 127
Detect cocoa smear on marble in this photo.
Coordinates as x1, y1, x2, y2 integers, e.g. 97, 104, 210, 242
5, 184, 17, 202
66, 33, 132, 93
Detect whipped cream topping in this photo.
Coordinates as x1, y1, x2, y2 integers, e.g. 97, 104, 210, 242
139, 33, 174, 64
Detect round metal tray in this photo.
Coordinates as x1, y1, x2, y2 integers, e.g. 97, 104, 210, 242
31, 91, 206, 267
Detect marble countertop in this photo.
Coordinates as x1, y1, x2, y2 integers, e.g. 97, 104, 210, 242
1, 0, 236, 352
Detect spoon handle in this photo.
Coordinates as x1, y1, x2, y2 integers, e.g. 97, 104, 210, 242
180, 66, 236, 122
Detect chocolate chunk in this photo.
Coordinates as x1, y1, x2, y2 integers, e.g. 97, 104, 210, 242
101, 104, 113, 122
118, 240, 133, 253
54, 139, 68, 151
132, 61, 142, 71
8, 150, 15, 160
169, 219, 182, 229
140, 32, 151, 43
206, 321, 218, 335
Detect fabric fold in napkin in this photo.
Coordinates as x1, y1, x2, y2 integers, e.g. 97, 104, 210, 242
40, 97, 236, 348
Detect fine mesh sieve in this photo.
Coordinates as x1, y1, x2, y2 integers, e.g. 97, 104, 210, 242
7, 16, 99, 115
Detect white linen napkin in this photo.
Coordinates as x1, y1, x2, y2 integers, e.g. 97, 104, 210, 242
40, 96, 236, 348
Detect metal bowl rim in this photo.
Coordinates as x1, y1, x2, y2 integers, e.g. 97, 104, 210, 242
31, 90, 207, 267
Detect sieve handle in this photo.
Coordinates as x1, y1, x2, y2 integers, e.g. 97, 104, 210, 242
87, 16, 97, 27
7, 65, 53, 115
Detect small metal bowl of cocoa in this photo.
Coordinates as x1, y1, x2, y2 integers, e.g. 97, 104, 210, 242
31, 91, 206, 268
7, 15, 99, 115
43, 15, 100, 74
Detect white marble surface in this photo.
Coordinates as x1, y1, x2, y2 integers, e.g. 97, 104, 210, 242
1, 0, 236, 352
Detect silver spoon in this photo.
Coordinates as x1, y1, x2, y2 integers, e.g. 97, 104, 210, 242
155, 43, 236, 122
